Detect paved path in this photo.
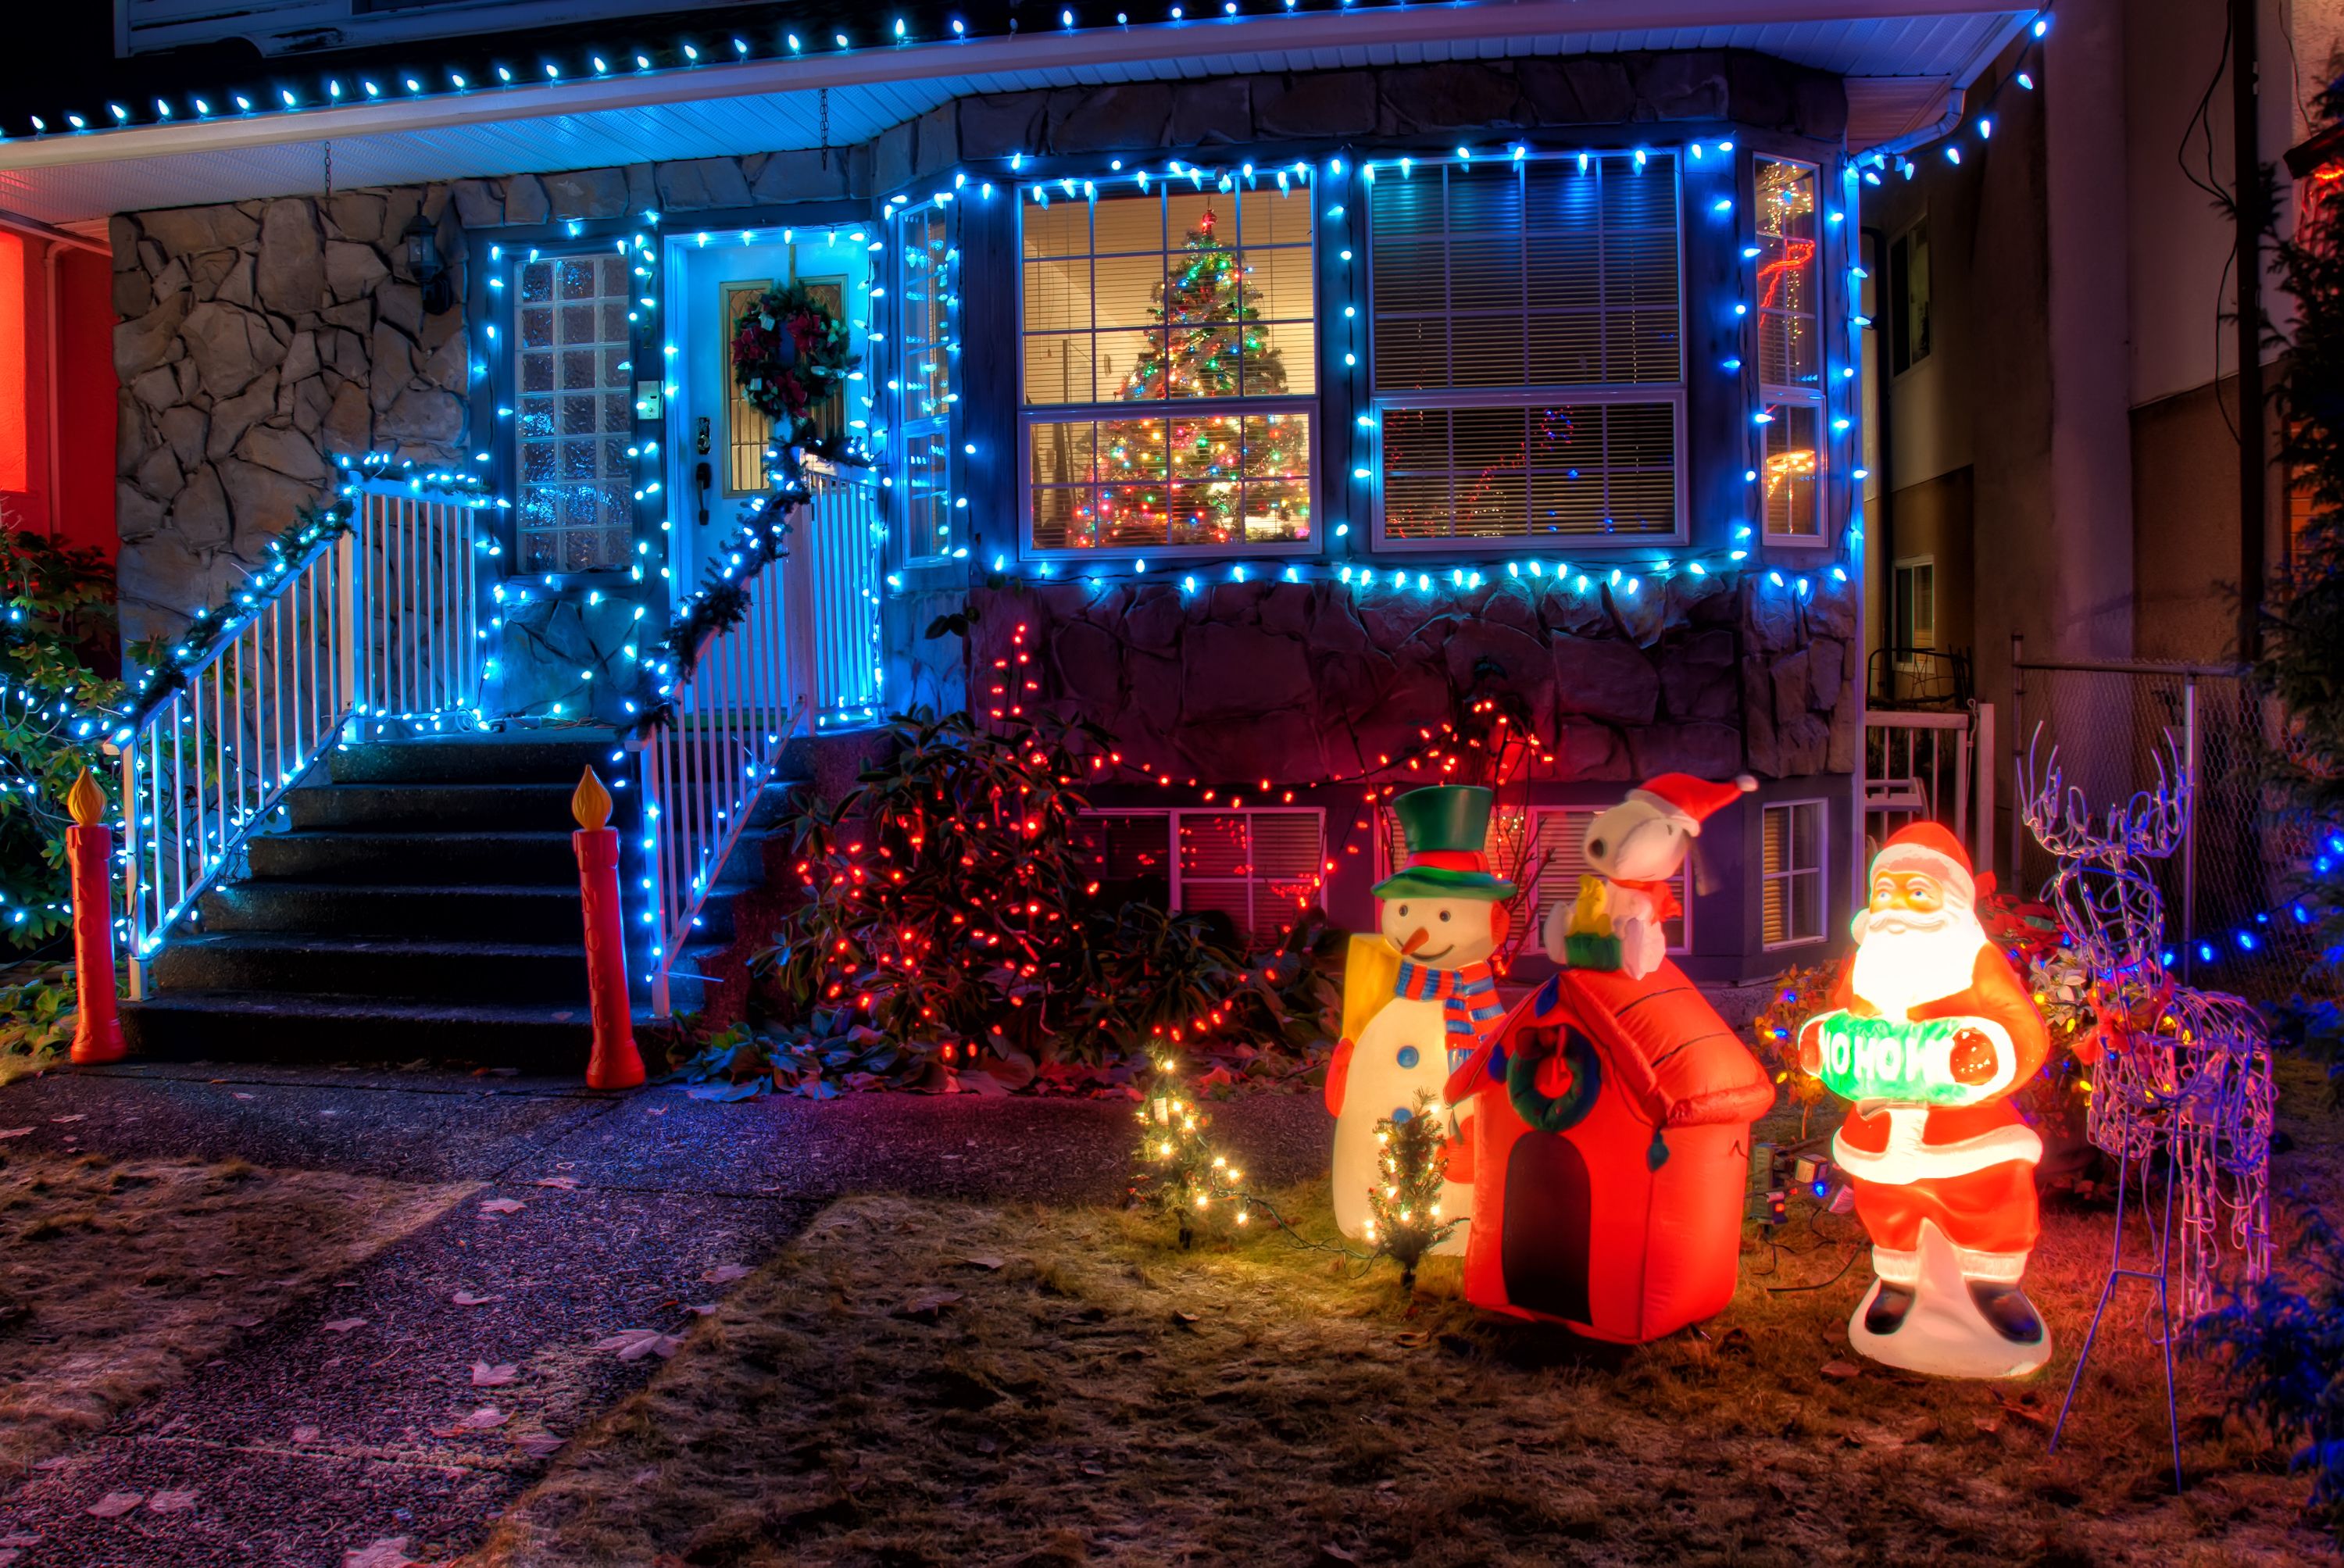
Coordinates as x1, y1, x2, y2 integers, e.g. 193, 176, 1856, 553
0, 1063, 1329, 1567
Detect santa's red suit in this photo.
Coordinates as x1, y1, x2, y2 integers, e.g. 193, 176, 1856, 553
1797, 828, 2051, 1292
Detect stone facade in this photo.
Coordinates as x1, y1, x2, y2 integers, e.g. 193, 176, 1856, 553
967, 573, 1856, 787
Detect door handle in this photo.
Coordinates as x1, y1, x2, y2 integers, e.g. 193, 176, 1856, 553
695, 460, 712, 527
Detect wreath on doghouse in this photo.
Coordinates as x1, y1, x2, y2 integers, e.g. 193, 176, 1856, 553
731, 281, 859, 451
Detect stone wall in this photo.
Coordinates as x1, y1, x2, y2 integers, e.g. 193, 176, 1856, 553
109, 189, 470, 643
967, 572, 1856, 784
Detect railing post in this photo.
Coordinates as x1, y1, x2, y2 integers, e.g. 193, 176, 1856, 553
1973, 701, 1996, 883
116, 739, 144, 1002
337, 521, 360, 738
571, 767, 645, 1090
63, 770, 124, 1063
2182, 673, 2200, 980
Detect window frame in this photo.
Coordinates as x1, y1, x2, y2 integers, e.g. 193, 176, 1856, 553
1753, 153, 1828, 547
1364, 149, 1690, 553
495, 238, 654, 580
892, 200, 960, 568
1760, 798, 1830, 951
1892, 555, 1936, 669
1374, 802, 1692, 955
1015, 184, 1323, 562
1076, 806, 1328, 941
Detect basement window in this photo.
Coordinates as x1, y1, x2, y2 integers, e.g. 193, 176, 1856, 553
1074, 809, 1325, 946
1761, 799, 1827, 948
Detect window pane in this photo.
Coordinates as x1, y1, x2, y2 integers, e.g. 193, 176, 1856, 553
516, 251, 635, 572
1756, 158, 1821, 391
1763, 403, 1822, 538
1031, 412, 1310, 550
1382, 398, 1674, 540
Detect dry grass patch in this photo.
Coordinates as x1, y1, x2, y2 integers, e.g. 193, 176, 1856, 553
0, 1152, 470, 1479
470, 1177, 2335, 1566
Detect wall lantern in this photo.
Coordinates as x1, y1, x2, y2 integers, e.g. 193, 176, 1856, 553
402, 214, 455, 314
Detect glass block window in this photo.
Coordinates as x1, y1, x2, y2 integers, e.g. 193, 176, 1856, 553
1370, 152, 1683, 545
1022, 187, 1316, 554
1756, 157, 1824, 541
516, 253, 635, 572
897, 205, 957, 562
1762, 799, 1828, 948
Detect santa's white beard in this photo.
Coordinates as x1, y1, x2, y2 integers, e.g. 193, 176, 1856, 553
1848, 905, 1988, 1020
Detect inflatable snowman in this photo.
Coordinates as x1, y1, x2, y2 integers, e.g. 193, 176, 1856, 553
1327, 786, 1514, 1254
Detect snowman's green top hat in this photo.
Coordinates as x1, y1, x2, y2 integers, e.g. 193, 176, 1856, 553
1371, 785, 1517, 902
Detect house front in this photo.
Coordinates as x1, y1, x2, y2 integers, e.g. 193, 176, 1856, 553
0, 2, 2056, 1041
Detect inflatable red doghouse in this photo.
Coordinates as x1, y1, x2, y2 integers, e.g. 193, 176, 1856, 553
1441, 773, 1775, 1342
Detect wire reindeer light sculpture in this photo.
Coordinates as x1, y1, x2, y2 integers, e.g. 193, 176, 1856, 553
2021, 729, 2275, 1488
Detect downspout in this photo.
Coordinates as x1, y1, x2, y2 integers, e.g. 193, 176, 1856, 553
1861, 223, 1896, 704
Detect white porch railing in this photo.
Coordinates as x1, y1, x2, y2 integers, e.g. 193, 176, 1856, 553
118, 480, 491, 985
1863, 702, 1997, 879
786, 463, 887, 727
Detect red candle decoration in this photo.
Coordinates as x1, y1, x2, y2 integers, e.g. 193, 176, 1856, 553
572, 767, 645, 1091
64, 768, 125, 1065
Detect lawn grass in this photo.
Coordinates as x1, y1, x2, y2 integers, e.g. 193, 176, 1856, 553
0, 1152, 470, 1481
467, 1059, 2342, 1567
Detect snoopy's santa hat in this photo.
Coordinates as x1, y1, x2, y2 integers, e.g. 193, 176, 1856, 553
1871, 820, 1981, 909
1627, 772, 1758, 834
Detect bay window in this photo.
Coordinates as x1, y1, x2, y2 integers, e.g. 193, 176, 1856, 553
1021, 187, 1317, 555
895, 202, 958, 563
1370, 152, 1684, 546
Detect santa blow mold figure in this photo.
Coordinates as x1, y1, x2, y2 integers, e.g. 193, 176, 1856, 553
1797, 823, 2054, 1378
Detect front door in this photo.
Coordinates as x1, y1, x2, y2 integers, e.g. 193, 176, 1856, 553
664, 229, 872, 611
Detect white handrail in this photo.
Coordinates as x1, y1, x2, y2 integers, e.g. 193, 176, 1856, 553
1863, 702, 1996, 878
640, 559, 799, 1016
116, 479, 491, 988
790, 464, 887, 728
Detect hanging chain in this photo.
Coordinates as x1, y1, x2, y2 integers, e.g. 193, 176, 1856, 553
323, 139, 333, 198
820, 88, 830, 170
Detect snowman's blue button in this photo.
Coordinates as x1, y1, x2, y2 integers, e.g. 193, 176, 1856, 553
1395, 1045, 1420, 1069
1392, 1105, 1414, 1123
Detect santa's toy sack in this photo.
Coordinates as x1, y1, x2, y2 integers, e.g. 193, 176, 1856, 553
1444, 959, 1775, 1343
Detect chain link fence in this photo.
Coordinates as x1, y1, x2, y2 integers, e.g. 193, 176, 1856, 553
2009, 652, 2315, 998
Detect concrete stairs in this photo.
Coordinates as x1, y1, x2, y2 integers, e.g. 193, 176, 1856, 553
120, 730, 802, 1072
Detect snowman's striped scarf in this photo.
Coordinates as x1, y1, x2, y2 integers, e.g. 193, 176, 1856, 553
1394, 959, 1503, 1068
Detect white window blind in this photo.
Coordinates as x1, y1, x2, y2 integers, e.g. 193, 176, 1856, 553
1074, 809, 1325, 945
1761, 799, 1827, 947
1370, 152, 1683, 545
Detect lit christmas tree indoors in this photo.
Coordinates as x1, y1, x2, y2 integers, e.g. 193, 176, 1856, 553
1095, 205, 1310, 548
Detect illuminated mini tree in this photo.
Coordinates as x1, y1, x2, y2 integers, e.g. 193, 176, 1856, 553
1131, 1053, 1248, 1249
1364, 1091, 1461, 1288
1102, 206, 1309, 546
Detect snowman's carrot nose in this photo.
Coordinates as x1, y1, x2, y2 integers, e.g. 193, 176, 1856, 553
1401, 928, 1430, 955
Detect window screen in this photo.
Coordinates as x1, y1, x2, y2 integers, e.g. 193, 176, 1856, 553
1762, 800, 1827, 947
897, 204, 957, 561
1370, 152, 1682, 544
1023, 188, 1316, 553
515, 253, 635, 571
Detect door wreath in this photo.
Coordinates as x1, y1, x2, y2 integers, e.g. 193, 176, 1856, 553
731, 280, 860, 455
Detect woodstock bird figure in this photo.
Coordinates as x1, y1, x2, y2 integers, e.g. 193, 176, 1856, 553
1545, 773, 1754, 979
1327, 786, 1514, 1255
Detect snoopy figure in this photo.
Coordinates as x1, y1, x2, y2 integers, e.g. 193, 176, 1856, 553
1545, 773, 1756, 980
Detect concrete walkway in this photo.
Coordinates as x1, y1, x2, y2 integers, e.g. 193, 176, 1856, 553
0, 1063, 1329, 1567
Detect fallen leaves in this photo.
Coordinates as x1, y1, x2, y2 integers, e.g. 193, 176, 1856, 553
593, 1328, 683, 1363
0, 1130, 33, 1141
320, 1317, 368, 1334
959, 1255, 1006, 1271
1820, 1359, 1862, 1380
86, 1492, 142, 1519
292, 1425, 320, 1444
894, 1289, 964, 1323
514, 1432, 566, 1459
450, 1291, 504, 1306
470, 1362, 518, 1388
478, 1198, 525, 1216
434, 1405, 508, 1436
147, 1489, 197, 1513
531, 1177, 581, 1191
701, 1263, 751, 1284
343, 1540, 420, 1568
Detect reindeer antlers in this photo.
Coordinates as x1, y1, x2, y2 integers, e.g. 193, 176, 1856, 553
2020, 726, 2192, 866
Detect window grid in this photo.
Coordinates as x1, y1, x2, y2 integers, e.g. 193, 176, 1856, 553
1074, 809, 1325, 945
897, 205, 957, 563
1761, 799, 1828, 948
1021, 187, 1317, 555
1755, 156, 1824, 541
515, 253, 636, 572
1376, 805, 1691, 952
1369, 152, 1685, 546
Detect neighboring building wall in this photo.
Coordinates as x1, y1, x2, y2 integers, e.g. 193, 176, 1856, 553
0, 232, 116, 561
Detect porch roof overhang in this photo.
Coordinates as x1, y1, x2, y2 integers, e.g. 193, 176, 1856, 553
0, 0, 2034, 229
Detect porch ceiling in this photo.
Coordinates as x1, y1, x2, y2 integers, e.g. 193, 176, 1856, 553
0, 0, 2033, 228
